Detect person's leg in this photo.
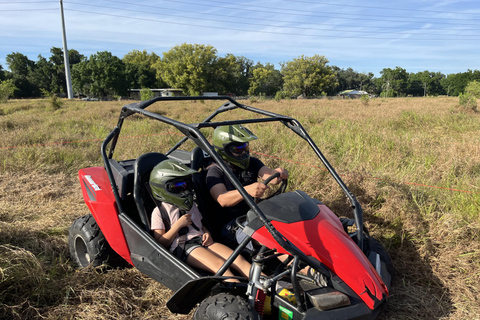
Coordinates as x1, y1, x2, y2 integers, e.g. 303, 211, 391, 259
186, 246, 239, 282
220, 220, 237, 248
277, 254, 309, 274
206, 242, 252, 278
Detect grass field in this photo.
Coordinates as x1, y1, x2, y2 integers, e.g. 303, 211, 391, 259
1, 97, 479, 319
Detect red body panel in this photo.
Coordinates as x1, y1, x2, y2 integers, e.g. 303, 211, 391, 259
252, 204, 388, 310
78, 167, 132, 265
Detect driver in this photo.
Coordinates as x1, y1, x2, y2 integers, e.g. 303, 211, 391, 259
206, 124, 288, 247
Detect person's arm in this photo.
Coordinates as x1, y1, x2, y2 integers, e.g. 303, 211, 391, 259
153, 214, 193, 247
210, 182, 268, 207
258, 166, 289, 185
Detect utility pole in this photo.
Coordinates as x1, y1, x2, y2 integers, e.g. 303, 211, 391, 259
59, 0, 73, 99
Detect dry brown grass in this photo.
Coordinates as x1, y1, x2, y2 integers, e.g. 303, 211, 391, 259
1, 97, 479, 319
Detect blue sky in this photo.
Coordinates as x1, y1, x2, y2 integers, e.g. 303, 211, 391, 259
1, 0, 479, 77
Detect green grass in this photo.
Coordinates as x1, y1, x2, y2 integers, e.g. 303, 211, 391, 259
1, 97, 479, 319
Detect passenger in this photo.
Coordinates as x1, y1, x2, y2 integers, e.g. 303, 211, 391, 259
149, 159, 252, 282
206, 124, 288, 247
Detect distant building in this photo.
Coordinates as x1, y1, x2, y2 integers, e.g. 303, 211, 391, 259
337, 90, 369, 99
202, 92, 218, 96
128, 88, 184, 100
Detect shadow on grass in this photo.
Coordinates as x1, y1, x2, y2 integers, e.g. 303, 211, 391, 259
1, 176, 455, 320
327, 179, 454, 320
0, 226, 69, 319
0, 226, 141, 320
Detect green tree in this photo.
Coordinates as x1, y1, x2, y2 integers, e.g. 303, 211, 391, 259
154, 43, 219, 95
140, 88, 155, 101
5, 52, 37, 98
379, 67, 408, 97
71, 51, 128, 98
211, 54, 256, 96
248, 63, 282, 96
372, 77, 384, 96
123, 49, 163, 89
407, 71, 445, 97
210, 53, 241, 94
6, 52, 34, 77
0, 63, 5, 81
0, 79, 17, 102
441, 70, 480, 96
407, 72, 424, 96
30, 55, 56, 94
48, 47, 83, 67
280, 55, 336, 98
71, 58, 90, 96
465, 80, 480, 98
334, 67, 374, 93
49, 47, 84, 95
231, 55, 254, 96
429, 72, 446, 96
357, 72, 375, 93
458, 80, 480, 111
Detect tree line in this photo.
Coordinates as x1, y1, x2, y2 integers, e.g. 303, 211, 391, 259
1, 43, 479, 100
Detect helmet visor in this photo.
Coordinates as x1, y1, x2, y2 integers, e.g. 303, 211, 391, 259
226, 142, 249, 158
165, 179, 192, 195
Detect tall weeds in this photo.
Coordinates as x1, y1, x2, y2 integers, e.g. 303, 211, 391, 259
0, 97, 479, 319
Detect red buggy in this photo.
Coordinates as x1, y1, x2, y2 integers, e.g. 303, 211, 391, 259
69, 96, 393, 320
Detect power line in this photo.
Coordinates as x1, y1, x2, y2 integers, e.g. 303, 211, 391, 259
66, 1, 480, 38
100, 0, 480, 32
70, 2, 480, 39
0, 8, 56, 11
0, 1, 56, 3
4, 0, 477, 32
224, 0, 480, 17
64, 8, 480, 41
0, 1, 57, 10
151, 0, 480, 25
3, 0, 478, 40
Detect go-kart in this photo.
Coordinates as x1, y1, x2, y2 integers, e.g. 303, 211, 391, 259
69, 96, 393, 320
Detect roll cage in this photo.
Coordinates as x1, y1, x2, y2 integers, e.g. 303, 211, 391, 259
101, 95, 365, 279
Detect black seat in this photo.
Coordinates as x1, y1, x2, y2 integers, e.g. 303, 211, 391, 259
133, 152, 168, 232
190, 147, 224, 239
190, 146, 212, 171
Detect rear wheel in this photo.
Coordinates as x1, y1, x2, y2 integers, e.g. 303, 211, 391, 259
68, 214, 118, 268
194, 293, 260, 320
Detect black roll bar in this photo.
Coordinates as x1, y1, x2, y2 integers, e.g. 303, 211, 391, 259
103, 95, 364, 267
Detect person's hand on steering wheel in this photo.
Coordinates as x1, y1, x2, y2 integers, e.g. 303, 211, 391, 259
272, 167, 288, 184
254, 171, 288, 202
245, 182, 269, 198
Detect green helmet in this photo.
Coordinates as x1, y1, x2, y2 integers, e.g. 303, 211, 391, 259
212, 125, 258, 170
149, 159, 199, 211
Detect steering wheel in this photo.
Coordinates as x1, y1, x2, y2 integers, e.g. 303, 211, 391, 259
255, 172, 288, 203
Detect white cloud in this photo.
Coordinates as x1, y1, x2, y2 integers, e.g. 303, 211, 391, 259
1, 0, 479, 75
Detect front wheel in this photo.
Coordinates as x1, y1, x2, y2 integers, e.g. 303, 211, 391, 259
369, 238, 394, 276
368, 237, 394, 291
68, 214, 117, 268
194, 293, 260, 320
